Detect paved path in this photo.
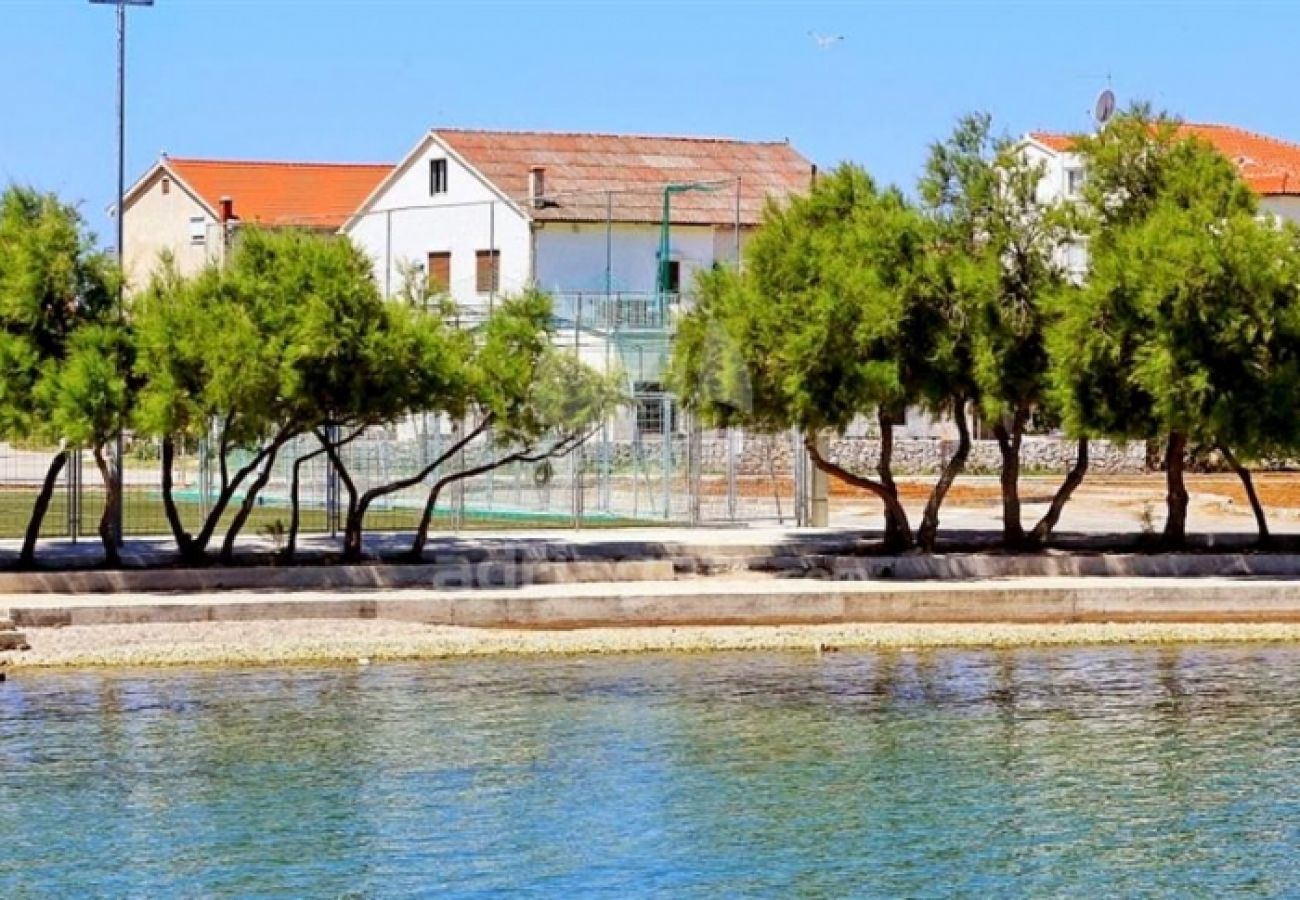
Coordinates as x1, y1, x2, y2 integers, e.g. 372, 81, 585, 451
8, 576, 1300, 630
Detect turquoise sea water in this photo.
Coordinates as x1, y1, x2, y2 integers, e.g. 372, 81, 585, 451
2, 646, 1299, 898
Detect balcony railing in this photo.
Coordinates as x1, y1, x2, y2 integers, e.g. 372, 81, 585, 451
550, 292, 689, 332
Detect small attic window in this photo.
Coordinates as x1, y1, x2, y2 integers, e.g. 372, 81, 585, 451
430, 158, 448, 195
161, 176, 171, 196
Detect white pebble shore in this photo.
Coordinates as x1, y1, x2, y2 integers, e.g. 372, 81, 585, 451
5, 619, 1300, 670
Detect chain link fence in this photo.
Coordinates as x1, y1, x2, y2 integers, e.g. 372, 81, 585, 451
0, 421, 803, 546
0, 292, 807, 547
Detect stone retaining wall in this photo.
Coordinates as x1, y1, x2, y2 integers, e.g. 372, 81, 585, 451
681, 435, 1149, 476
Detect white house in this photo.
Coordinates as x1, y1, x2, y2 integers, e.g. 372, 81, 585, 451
1027, 122, 1300, 218
340, 128, 814, 406
121, 129, 813, 438
119, 156, 390, 288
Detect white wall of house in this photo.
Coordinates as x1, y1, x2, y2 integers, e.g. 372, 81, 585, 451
533, 222, 718, 294
1021, 141, 1089, 281
1260, 196, 1300, 224
1031, 138, 1300, 274
345, 137, 531, 309
121, 168, 219, 289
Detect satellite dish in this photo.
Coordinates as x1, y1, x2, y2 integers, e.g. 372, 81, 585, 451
1094, 89, 1116, 125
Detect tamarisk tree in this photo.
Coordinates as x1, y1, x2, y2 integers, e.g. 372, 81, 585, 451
920, 113, 1084, 548
324, 288, 622, 562
292, 272, 475, 563
38, 324, 132, 565
133, 229, 370, 562
0, 187, 117, 567
673, 164, 974, 552
1049, 107, 1300, 546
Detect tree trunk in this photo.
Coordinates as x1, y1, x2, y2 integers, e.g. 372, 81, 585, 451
916, 397, 971, 553
284, 448, 322, 563
992, 406, 1027, 549
406, 476, 457, 562
92, 444, 121, 568
160, 436, 193, 557
188, 431, 291, 562
1162, 431, 1189, 548
1220, 445, 1268, 544
315, 429, 361, 562
406, 431, 594, 561
18, 450, 68, 569
219, 444, 284, 564
342, 418, 493, 563
1028, 437, 1089, 547
804, 431, 913, 552
283, 427, 366, 564
875, 409, 911, 552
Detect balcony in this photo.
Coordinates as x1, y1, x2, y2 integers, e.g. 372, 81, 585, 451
550, 292, 689, 333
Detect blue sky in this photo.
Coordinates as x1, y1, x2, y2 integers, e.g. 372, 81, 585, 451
3, 0, 1299, 246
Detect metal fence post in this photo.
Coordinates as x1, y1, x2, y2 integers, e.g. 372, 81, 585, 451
325, 426, 340, 538
688, 414, 701, 526
726, 426, 738, 522
67, 447, 80, 543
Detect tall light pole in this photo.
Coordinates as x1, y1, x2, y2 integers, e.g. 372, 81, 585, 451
90, 0, 152, 547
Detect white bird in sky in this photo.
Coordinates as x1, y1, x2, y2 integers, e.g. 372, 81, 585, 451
809, 31, 845, 50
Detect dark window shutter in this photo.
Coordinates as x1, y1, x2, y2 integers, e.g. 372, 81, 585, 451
427, 252, 451, 291
475, 250, 500, 293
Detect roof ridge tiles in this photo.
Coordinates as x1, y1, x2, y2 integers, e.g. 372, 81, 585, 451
430, 127, 791, 146
1182, 122, 1300, 154
166, 157, 392, 169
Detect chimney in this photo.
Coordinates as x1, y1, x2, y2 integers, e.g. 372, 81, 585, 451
529, 166, 546, 209
219, 196, 235, 223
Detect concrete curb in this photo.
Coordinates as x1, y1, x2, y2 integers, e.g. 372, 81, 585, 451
8, 578, 1300, 630
8, 548, 1300, 595
816, 552, 1300, 579
0, 559, 673, 595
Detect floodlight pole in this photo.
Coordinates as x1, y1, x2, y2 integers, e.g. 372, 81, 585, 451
91, 0, 152, 547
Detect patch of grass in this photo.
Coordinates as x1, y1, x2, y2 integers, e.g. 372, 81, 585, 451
0, 487, 662, 541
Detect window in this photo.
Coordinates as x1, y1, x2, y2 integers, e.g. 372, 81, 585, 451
161, 176, 170, 196
664, 260, 681, 293
430, 158, 448, 195
634, 381, 677, 435
475, 250, 500, 293
427, 252, 451, 292
1065, 167, 1086, 198
188, 216, 206, 245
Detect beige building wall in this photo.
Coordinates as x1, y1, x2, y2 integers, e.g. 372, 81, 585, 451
121, 168, 220, 290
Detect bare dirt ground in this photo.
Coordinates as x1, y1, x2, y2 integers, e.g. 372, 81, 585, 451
829, 472, 1300, 534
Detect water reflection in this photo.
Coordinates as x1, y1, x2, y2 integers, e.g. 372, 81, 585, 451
2, 646, 1299, 897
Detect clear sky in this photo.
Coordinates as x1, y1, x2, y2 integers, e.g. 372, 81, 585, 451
3, 0, 1299, 246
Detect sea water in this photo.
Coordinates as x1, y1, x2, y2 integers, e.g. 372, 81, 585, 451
2, 646, 1299, 897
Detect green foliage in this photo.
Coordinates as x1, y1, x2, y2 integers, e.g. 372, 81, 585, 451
0, 187, 115, 353
671, 163, 945, 435
0, 186, 117, 444
133, 227, 467, 450
37, 323, 132, 449
470, 290, 623, 446
1047, 107, 1298, 456
920, 113, 1069, 423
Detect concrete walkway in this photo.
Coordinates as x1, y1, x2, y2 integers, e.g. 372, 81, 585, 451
7, 576, 1300, 630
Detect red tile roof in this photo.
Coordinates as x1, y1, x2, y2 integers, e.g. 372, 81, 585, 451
164, 157, 392, 228
1029, 124, 1300, 196
433, 129, 814, 225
